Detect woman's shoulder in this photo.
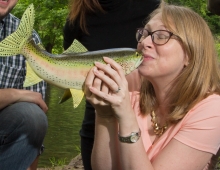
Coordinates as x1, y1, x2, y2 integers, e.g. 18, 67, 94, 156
182, 94, 220, 123
192, 94, 220, 112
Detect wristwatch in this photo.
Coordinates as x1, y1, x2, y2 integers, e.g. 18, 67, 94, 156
118, 129, 141, 143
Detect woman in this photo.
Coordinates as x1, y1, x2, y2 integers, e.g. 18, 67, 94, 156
63, 0, 160, 169
84, 2, 220, 170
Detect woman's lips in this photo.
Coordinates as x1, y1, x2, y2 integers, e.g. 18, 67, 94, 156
143, 54, 154, 61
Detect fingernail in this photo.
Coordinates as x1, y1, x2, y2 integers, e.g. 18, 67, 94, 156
93, 67, 98, 74
94, 61, 101, 66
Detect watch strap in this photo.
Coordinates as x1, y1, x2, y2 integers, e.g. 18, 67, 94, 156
118, 129, 141, 143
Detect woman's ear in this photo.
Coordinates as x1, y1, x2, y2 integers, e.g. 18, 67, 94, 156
184, 54, 189, 67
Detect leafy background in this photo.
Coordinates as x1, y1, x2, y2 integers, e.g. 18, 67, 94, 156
12, 0, 69, 53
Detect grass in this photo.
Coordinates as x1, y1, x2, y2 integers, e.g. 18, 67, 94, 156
49, 157, 67, 168
216, 157, 220, 170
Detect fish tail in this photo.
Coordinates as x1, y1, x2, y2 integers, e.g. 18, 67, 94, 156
0, 4, 35, 56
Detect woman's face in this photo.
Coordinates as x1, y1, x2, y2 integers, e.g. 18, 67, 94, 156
137, 13, 188, 84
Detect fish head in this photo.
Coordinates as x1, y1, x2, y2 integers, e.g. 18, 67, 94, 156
118, 51, 143, 75
134, 52, 143, 69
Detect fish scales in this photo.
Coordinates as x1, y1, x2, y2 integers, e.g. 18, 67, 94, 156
22, 41, 140, 90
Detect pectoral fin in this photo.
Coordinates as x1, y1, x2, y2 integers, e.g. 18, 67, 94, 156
23, 61, 43, 87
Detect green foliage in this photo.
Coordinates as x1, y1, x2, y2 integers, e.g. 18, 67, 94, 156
165, 0, 220, 57
216, 157, 220, 169
74, 145, 81, 155
165, 0, 220, 35
12, 0, 69, 53
49, 157, 67, 167
216, 42, 220, 58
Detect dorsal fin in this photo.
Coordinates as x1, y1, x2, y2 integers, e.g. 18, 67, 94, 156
62, 39, 88, 54
36, 42, 46, 51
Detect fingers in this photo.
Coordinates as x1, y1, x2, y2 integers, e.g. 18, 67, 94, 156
84, 66, 109, 105
84, 67, 96, 96
93, 66, 117, 93
38, 100, 48, 113
85, 58, 128, 107
93, 67, 109, 94
18, 90, 48, 113
30, 92, 48, 113
103, 57, 126, 81
93, 58, 126, 94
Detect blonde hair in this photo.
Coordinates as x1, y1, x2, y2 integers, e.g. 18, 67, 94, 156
140, 2, 220, 124
67, 0, 105, 34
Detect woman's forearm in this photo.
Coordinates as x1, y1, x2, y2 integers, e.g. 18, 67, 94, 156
92, 111, 153, 170
117, 115, 153, 170
91, 114, 121, 170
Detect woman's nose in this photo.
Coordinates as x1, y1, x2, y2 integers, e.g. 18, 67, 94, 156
139, 35, 154, 49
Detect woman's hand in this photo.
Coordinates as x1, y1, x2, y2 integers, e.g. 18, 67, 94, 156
84, 57, 133, 120
85, 62, 113, 118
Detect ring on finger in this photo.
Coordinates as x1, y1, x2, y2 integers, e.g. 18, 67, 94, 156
115, 87, 121, 93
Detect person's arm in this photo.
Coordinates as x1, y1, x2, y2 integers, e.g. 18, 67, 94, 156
85, 58, 152, 170
207, 0, 220, 15
91, 115, 121, 169
0, 88, 48, 112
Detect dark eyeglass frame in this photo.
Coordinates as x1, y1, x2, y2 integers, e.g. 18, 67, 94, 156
136, 28, 180, 45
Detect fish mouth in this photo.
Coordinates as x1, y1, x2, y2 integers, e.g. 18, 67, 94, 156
135, 55, 144, 68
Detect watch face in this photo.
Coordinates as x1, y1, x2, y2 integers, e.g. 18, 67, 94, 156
130, 134, 139, 143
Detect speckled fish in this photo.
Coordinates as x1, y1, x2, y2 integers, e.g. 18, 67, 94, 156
0, 4, 143, 108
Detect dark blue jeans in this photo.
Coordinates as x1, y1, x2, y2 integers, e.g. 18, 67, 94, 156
0, 102, 48, 170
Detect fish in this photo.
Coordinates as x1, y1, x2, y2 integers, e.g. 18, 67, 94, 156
0, 4, 143, 108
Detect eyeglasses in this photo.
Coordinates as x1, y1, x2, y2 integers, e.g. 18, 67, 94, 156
136, 28, 179, 45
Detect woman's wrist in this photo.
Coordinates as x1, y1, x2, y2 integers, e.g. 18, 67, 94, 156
95, 111, 116, 123
118, 114, 139, 137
